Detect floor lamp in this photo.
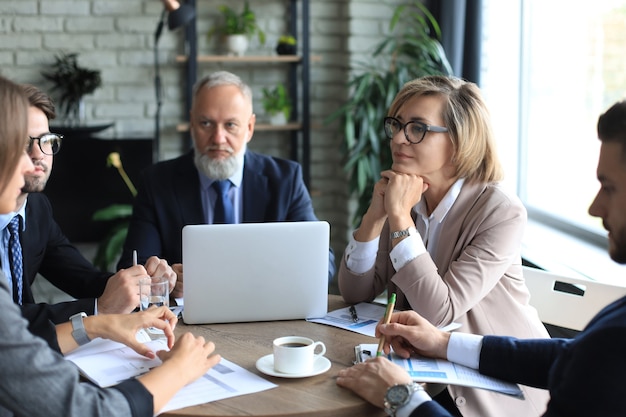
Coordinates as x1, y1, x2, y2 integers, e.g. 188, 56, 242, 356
154, 0, 195, 162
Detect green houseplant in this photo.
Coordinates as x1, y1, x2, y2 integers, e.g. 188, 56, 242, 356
208, 1, 266, 55
327, 1, 452, 227
92, 152, 137, 271
276, 34, 296, 55
41, 52, 101, 126
262, 83, 292, 124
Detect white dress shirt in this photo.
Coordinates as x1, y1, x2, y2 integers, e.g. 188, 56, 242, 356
0, 202, 26, 293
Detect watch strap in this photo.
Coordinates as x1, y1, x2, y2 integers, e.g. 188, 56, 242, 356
384, 382, 423, 416
70, 312, 91, 346
390, 227, 417, 240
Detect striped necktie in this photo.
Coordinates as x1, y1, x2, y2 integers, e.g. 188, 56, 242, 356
5, 216, 23, 304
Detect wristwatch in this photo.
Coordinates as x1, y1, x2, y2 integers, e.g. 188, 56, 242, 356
384, 382, 423, 416
390, 227, 416, 240
70, 312, 91, 346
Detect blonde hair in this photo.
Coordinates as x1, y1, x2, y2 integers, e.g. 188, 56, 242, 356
388, 75, 503, 183
0, 76, 28, 193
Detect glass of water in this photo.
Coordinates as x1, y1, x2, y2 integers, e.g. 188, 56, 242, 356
139, 277, 169, 337
139, 277, 170, 310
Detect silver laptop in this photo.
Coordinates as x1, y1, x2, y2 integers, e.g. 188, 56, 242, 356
182, 221, 330, 324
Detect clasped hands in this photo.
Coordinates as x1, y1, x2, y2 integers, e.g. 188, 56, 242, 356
371, 170, 428, 219
355, 170, 428, 242
336, 310, 450, 409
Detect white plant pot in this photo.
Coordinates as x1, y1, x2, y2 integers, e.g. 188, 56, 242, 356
269, 112, 287, 125
225, 34, 249, 56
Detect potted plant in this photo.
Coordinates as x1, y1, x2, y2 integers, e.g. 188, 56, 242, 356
92, 152, 137, 271
326, 1, 452, 227
208, 1, 266, 56
41, 52, 102, 126
262, 83, 292, 125
276, 34, 296, 55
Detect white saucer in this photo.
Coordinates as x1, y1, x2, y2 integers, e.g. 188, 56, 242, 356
255, 354, 331, 378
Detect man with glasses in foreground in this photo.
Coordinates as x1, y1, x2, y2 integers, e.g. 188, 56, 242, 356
1, 84, 176, 329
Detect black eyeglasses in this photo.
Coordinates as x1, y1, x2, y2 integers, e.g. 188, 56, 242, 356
383, 117, 448, 145
27, 133, 63, 155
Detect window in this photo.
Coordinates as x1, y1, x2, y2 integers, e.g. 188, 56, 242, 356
481, 0, 626, 282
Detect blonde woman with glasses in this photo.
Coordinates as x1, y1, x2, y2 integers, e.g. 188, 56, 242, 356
338, 75, 550, 417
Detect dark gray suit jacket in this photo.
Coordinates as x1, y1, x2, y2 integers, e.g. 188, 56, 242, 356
0, 275, 152, 417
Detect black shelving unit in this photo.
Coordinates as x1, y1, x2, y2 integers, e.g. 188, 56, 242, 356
179, 0, 311, 187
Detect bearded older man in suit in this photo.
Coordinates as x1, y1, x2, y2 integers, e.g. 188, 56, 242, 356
118, 71, 335, 297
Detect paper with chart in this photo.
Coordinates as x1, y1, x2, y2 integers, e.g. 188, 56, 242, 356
356, 344, 523, 398
307, 302, 386, 336
66, 338, 277, 413
308, 302, 462, 337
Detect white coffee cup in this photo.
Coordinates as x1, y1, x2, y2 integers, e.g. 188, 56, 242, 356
273, 336, 326, 374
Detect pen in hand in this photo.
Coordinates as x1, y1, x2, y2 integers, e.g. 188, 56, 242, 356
133, 249, 138, 267
349, 305, 359, 322
376, 293, 396, 357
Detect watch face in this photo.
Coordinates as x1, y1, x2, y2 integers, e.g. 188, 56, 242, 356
387, 384, 411, 404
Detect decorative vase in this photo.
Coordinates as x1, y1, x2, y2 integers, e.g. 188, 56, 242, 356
269, 112, 287, 125
65, 98, 87, 127
225, 34, 249, 56
276, 43, 296, 55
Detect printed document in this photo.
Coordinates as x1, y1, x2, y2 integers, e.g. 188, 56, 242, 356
355, 343, 523, 398
66, 338, 277, 414
308, 302, 461, 337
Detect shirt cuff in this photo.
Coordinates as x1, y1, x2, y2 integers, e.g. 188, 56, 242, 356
344, 232, 379, 274
396, 388, 432, 417
447, 332, 483, 370
389, 234, 426, 271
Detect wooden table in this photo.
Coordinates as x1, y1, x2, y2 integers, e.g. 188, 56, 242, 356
162, 295, 385, 417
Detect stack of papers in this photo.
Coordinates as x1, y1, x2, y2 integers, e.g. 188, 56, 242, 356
66, 338, 277, 413
356, 344, 523, 398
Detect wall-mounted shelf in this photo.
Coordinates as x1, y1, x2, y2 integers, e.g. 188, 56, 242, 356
178, 0, 312, 187
177, 122, 303, 133
175, 54, 321, 63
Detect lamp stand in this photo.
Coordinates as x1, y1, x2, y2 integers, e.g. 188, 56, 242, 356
153, 9, 167, 163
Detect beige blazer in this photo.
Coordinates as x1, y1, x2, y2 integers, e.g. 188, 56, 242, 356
339, 181, 550, 417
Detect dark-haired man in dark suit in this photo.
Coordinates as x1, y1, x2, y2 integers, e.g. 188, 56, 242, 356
0, 84, 176, 325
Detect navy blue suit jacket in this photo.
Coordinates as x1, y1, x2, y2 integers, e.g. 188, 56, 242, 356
118, 150, 335, 280
410, 295, 626, 416
20, 193, 112, 324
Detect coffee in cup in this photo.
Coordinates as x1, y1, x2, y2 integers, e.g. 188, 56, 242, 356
273, 336, 326, 374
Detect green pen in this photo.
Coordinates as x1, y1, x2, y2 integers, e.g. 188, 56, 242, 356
376, 293, 396, 357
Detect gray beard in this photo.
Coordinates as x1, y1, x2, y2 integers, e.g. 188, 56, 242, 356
193, 144, 246, 180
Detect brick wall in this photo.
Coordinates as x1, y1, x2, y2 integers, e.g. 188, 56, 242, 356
0, 0, 404, 282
